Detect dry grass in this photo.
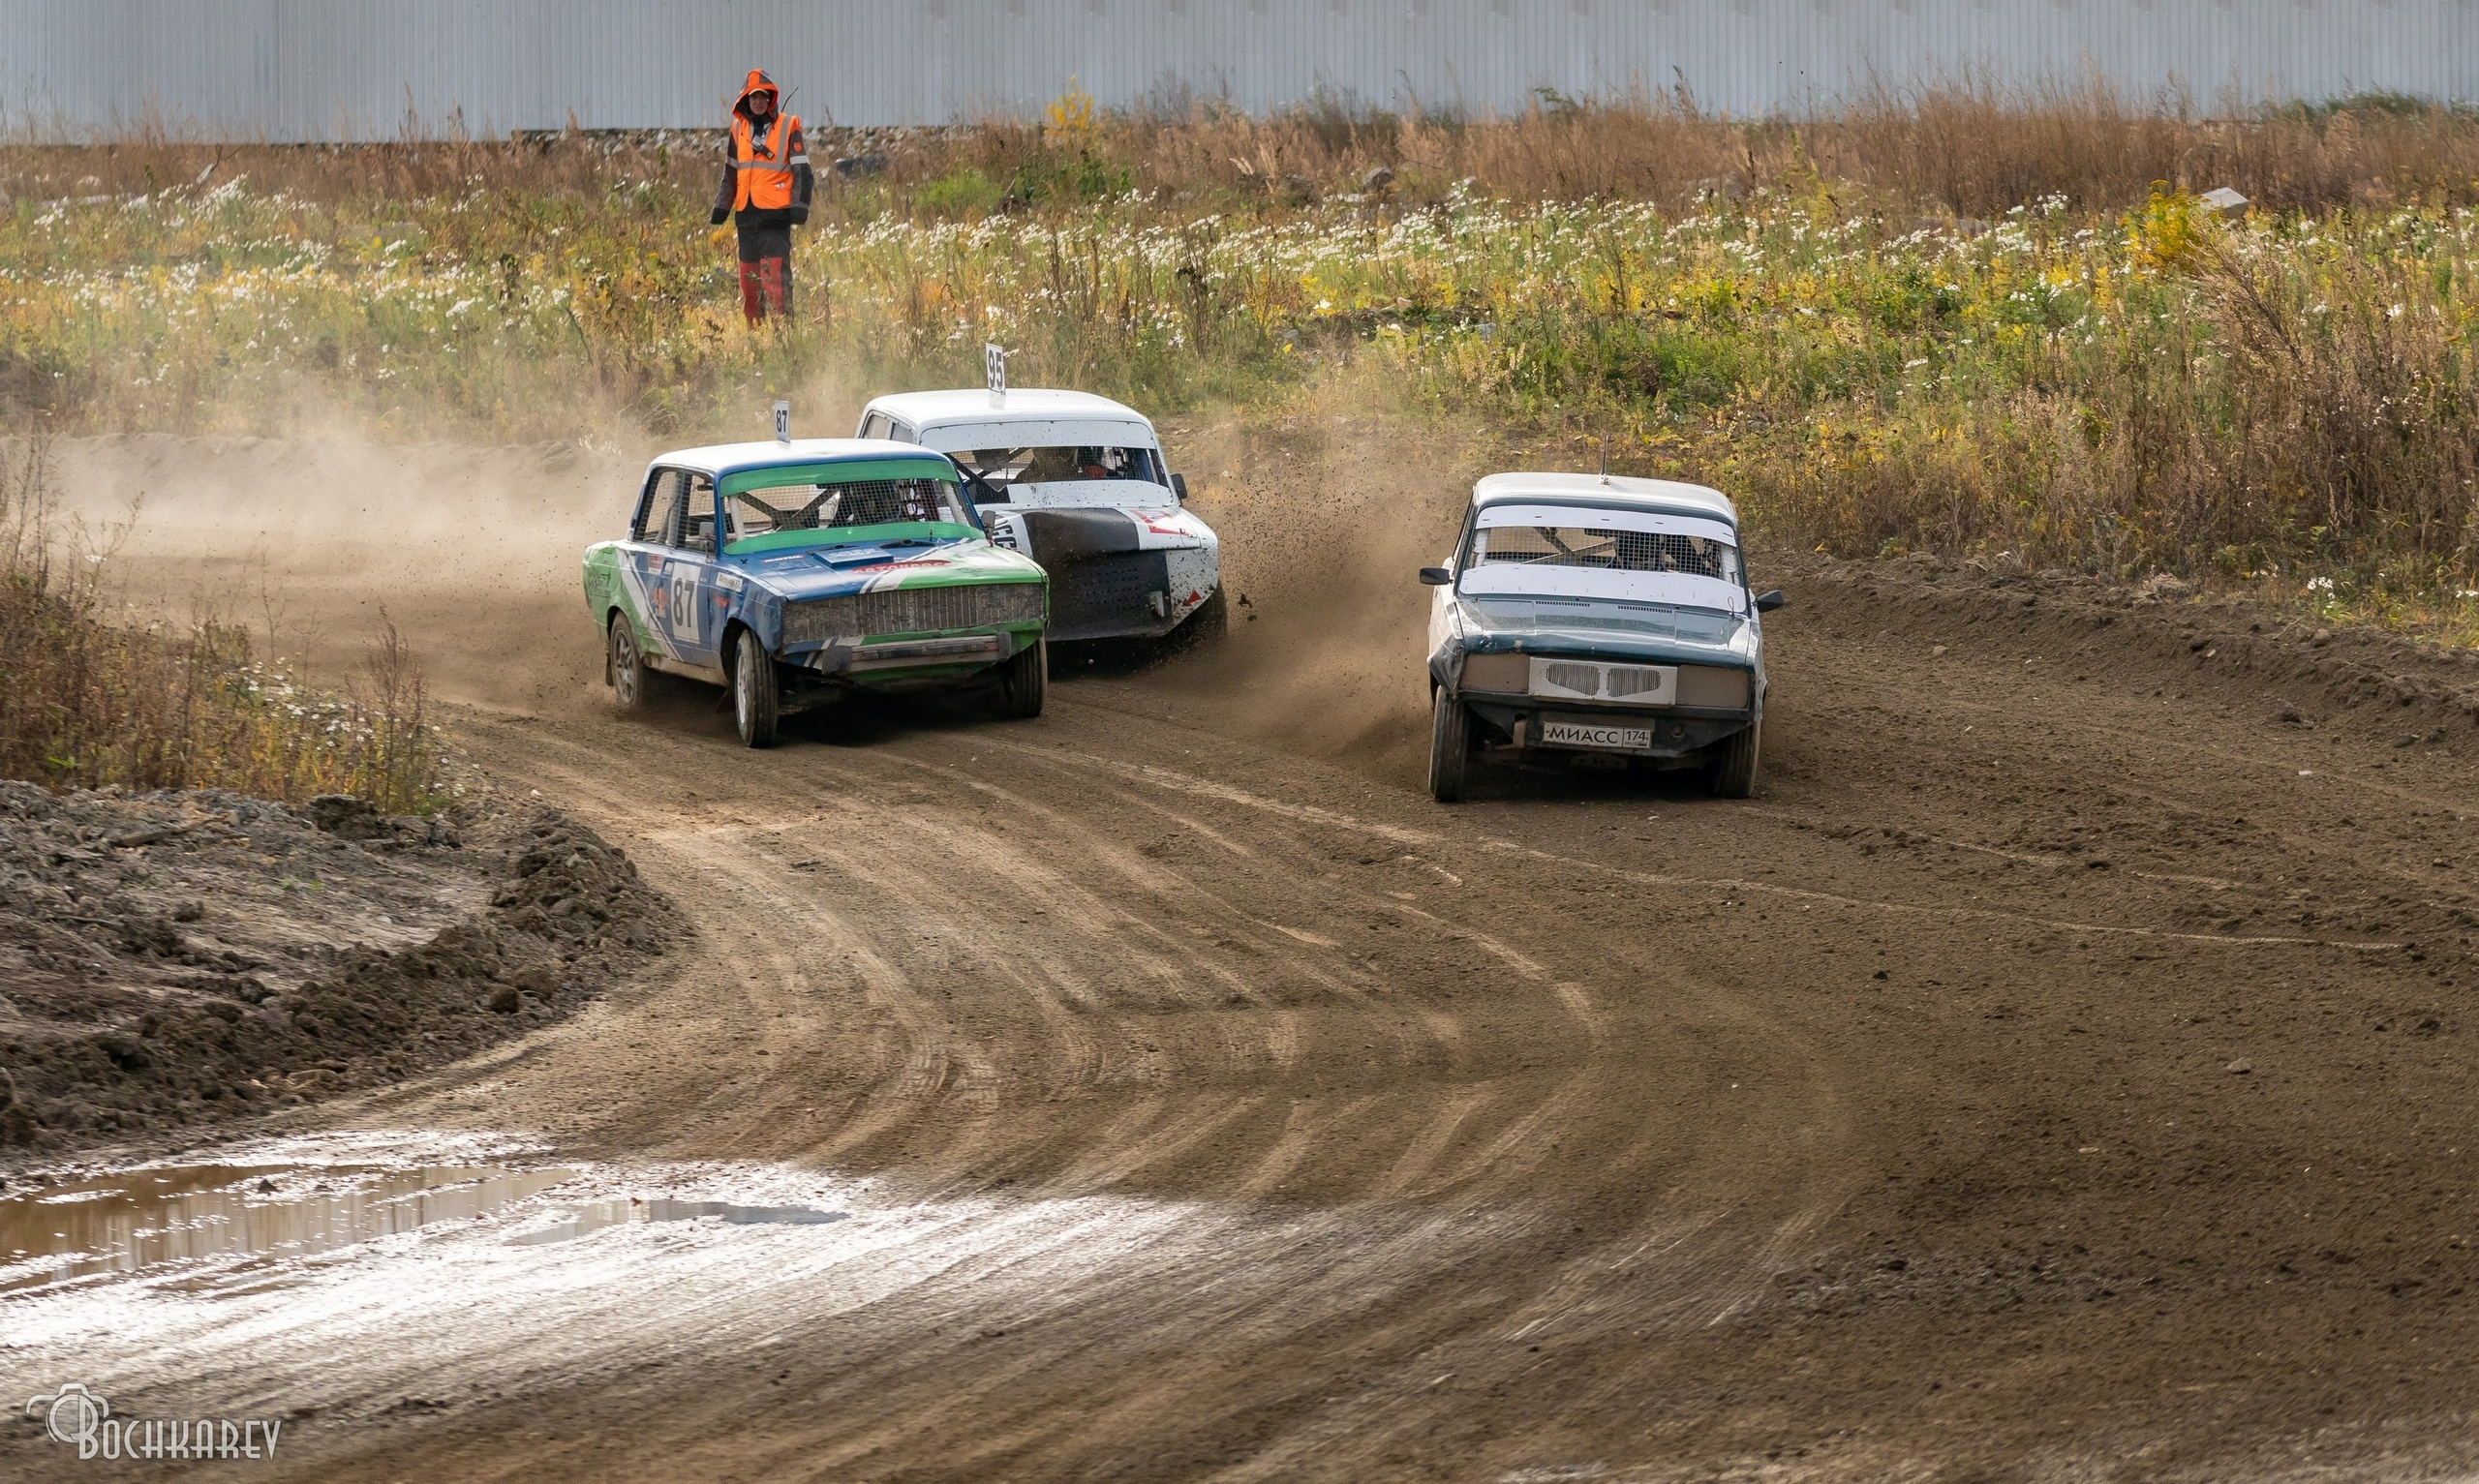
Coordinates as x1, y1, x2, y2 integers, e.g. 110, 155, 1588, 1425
8, 80, 2474, 218
0, 439, 447, 809
1040, 79, 2479, 215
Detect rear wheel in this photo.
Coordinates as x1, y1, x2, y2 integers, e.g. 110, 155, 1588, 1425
1427, 688, 1472, 803
995, 637, 1047, 719
608, 614, 655, 712
731, 627, 780, 748
1706, 717, 1761, 798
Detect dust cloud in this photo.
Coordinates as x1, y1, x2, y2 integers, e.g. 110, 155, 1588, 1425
35, 398, 1494, 779
1148, 409, 1479, 783
47, 432, 654, 714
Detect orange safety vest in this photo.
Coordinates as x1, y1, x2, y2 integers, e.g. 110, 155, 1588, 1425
730, 110, 801, 212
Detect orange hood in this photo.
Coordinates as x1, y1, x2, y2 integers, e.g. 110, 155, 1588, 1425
733, 69, 780, 121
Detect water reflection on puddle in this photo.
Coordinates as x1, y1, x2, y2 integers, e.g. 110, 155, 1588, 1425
508, 1198, 844, 1245
0, 1165, 576, 1292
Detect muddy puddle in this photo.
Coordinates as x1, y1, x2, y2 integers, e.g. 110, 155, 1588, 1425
507, 1197, 845, 1245
0, 1163, 577, 1292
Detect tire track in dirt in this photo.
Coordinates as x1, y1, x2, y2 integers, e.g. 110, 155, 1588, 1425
22, 427, 2479, 1481
374, 688, 1857, 1481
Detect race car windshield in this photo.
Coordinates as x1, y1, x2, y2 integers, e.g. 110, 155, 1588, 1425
949, 445, 1167, 498
1473, 525, 1740, 584
728, 477, 971, 537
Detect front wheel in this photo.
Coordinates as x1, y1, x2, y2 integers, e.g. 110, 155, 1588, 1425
732, 627, 780, 747
1427, 688, 1472, 803
1706, 717, 1761, 798
995, 637, 1047, 719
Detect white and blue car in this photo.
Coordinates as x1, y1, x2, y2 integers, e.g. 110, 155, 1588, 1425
1421, 472, 1785, 802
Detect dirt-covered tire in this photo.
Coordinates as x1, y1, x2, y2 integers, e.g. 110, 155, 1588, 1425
995, 637, 1047, 719
608, 613, 658, 712
1428, 687, 1472, 803
1707, 717, 1761, 799
731, 626, 780, 748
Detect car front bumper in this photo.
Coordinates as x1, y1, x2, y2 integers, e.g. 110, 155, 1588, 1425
1459, 694, 1755, 759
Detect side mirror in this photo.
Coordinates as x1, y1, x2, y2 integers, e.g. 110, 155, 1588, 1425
1170, 471, 1189, 503
1419, 566, 1453, 587
1754, 590, 1788, 613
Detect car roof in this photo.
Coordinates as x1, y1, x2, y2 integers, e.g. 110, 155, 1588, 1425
863, 388, 1155, 431
651, 439, 952, 480
1471, 471, 1739, 526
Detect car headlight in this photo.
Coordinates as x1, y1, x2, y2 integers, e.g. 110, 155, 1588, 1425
1675, 664, 1751, 710
1458, 651, 1529, 693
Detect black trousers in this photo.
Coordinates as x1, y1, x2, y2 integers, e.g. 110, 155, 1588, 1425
734, 216, 795, 321
734, 216, 794, 263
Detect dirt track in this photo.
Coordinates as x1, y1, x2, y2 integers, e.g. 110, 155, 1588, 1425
11, 427, 2479, 1481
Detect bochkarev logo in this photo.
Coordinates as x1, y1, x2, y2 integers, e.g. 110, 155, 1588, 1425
25, 1383, 285, 1462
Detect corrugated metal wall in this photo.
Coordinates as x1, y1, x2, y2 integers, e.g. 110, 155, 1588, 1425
4, 0, 2471, 140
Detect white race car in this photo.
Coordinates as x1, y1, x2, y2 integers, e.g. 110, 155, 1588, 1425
855, 389, 1222, 643
1422, 472, 1785, 802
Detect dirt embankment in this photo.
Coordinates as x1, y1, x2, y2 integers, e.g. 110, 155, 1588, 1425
1786, 550, 2479, 750
0, 784, 677, 1162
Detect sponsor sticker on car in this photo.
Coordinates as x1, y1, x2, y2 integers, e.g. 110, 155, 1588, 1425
1539, 719, 1652, 752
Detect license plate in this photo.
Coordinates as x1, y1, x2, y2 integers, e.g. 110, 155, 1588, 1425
1538, 719, 1652, 751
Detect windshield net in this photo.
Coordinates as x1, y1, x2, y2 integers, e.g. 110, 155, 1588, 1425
1474, 525, 1740, 584
948, 445, 1166, 499
728, 478, 970, 537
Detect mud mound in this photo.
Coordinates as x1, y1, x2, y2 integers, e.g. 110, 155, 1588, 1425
0, 783, 677, 1157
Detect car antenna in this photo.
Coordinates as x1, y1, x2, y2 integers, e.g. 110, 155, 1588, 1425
1597, 423, 1610, 484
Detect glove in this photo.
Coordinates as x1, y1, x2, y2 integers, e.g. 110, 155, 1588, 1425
788, 206, 810, 227
710, 205, 729, 227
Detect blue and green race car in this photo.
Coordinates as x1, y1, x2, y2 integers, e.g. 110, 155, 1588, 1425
582, 439, 1051, 746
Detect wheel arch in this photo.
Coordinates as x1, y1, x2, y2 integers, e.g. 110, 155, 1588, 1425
719, 616, 755, 678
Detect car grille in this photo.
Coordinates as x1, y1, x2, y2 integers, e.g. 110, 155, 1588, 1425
781, 582, 1045, 647
1517, 657, 1751, 709
1541, 661, 1604, 697
1603, 665, 1668, 699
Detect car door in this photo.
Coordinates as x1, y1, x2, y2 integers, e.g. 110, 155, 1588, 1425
654, 471, 723, 669
616, 469, 683, 657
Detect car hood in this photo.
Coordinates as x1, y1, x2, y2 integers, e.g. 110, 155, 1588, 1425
735, 534, 1044, 602
1455, 594, 1753, 665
